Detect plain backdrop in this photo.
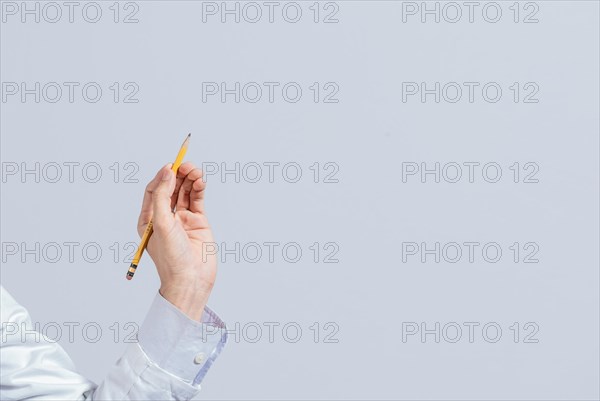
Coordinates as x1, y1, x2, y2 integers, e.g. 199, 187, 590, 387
1, 1, 599, 400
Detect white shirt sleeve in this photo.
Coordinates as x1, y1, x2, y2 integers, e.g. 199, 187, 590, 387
0, 285, 227, 401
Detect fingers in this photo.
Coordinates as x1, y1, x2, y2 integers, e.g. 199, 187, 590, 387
152, 165, 177, 232
138, 163, 206, 236
176, 165, 206, 214
138, 165, 170, 233
189, 174, 207, 213
171, 162, 195, 210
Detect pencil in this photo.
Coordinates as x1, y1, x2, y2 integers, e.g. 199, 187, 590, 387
126, 133, 191, 280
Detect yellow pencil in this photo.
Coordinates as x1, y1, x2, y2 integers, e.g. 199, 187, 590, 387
126, 133, 191, 280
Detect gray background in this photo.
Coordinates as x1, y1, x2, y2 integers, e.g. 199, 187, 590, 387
1, 1, 599, 399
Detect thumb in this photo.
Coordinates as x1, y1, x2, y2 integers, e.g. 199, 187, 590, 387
152, 164, 176, 232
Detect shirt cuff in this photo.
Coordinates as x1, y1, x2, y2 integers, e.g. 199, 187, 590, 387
136, 290, 228, 387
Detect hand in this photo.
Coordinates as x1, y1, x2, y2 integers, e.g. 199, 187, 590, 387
137, 162, 216, 321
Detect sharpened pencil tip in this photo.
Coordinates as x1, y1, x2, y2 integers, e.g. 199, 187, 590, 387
181, 133, 191, 147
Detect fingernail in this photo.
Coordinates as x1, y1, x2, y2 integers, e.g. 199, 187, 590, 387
161, 169, 171, 181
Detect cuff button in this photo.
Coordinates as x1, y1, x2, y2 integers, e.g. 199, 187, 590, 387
194, 353, 205, 364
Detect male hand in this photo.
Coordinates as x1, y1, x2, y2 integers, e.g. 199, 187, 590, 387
137, 162, 216, 321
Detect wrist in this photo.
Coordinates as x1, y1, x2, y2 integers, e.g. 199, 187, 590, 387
159, 281, 212, 321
